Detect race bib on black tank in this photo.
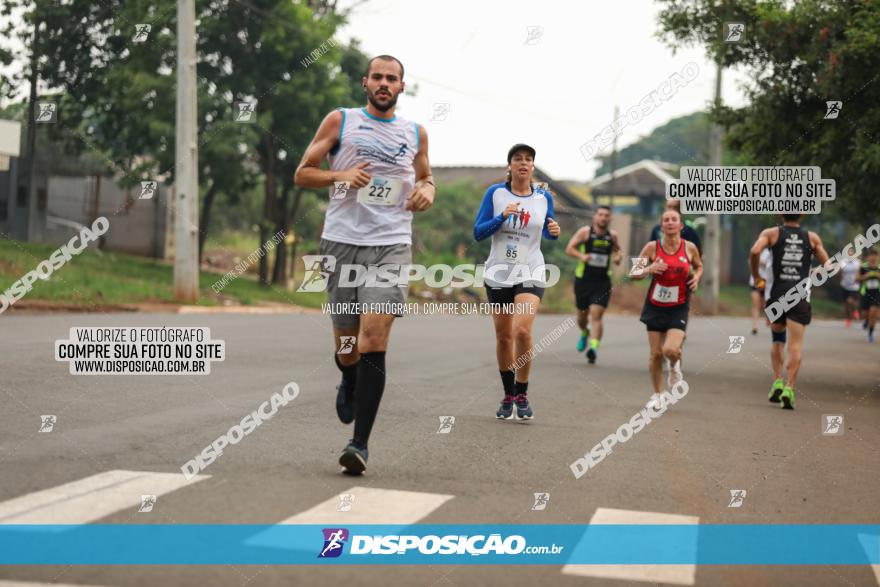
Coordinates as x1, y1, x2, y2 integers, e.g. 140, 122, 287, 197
587, 253, 609, 268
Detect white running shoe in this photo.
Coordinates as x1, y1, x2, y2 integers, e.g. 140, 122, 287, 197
667, 360, 683, 388
646, 393, 664, 410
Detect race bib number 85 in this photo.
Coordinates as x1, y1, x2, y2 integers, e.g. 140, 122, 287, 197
505, 243, 523, 263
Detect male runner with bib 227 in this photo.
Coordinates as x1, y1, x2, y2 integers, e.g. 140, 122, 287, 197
294, 55, 435, 475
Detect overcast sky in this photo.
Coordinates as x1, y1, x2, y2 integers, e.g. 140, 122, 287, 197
338, 0, 749, 180
1, 0, 750, 181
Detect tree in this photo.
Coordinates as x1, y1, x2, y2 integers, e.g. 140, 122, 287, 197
2, 0, 367, 277
285, 38, 370, 284
198, 0, 366, 285
656, 0, 880, 222
595, 112, 711, 176
1, 0, 259, 264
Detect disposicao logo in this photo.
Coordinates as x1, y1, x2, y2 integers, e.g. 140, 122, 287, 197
319, 528, 349, 558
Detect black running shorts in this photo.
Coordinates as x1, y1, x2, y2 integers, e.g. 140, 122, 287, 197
767, 297, 812, 326
574, 278, 612, 310
485, 283, 545, 305
640, 301, 689, 332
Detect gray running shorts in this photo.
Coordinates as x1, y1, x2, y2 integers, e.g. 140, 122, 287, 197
319, 238, 412, 329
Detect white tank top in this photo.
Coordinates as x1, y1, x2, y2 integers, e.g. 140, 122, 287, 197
483, 183, 552, 287
749, 248, 773, 286
841, 258, 860, 291
323, 107, 419, 246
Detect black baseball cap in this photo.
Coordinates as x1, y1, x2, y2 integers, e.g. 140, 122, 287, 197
507, 143, 536, 162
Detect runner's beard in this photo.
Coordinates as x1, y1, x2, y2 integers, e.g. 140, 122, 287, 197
367, 90, 398, 112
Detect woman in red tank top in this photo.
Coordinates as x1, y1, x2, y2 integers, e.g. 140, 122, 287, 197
632, 207, 703, 409
648, 236, 691, 306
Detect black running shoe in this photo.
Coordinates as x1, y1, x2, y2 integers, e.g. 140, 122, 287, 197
339, 440, 368, 475
335, 379, 355, 424
586, 347, 597, 364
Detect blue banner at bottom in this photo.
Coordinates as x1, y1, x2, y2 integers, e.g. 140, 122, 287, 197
0, 525, 878, 565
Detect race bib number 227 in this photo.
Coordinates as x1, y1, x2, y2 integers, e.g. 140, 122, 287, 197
357, 178, 403, 206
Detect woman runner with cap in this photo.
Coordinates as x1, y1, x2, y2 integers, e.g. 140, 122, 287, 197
473, 144, 561, 420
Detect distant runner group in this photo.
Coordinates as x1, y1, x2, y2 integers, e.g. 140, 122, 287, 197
295, 53, 875, 476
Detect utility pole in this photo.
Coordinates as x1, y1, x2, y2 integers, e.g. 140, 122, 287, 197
174, 0, 199, 302
702, 60, 724, 314
21, 18, 40, 241
609, 105, 618, 210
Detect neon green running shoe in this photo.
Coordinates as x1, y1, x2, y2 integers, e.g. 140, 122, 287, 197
779, 386, 795, 410
576, 328, 589, 352
768, 379, 784, 404
586, 338, 600, 364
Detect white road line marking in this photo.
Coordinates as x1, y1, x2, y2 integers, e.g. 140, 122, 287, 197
0, 582, 110, 586
562, 507, 700, 585
247, 486, 453, 550
857, 533, 880, 586
0, 470, 208, 525
277, 486, 454, 525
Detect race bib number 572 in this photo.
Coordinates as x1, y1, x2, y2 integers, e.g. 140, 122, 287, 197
652, 284, 679, 303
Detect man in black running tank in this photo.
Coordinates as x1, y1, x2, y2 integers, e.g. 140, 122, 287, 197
565, 205, 621, 363
750, 214, 830, 410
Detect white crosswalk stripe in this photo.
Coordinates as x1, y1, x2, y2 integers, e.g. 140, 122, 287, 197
858, 533, 880, 586
0, 469, 208, 525
0, 582, 110, 586
276, 486, 454, 524
562, 507, 700, 585
247, 486, 453, 550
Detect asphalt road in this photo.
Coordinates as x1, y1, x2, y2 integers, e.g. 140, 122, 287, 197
1, 309, 878, 586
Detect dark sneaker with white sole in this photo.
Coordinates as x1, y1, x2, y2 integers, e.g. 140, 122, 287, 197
339, 440, 368, 475
515, 394, 533, 420
496, 395, 514, 419
335, 379, 356, 424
